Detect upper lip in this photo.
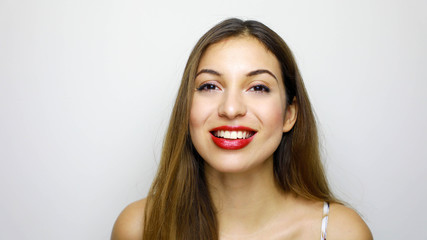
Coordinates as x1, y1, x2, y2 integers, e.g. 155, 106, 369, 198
210, 125, 257, 132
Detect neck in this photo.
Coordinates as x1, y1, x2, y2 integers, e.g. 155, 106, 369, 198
205, 156, 290, 237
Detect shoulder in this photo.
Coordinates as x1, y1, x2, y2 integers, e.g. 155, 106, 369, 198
327, 203, 373, 240
111, 198, 146, 240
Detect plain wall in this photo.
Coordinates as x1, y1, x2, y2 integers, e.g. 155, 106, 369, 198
1, 0, 426, 239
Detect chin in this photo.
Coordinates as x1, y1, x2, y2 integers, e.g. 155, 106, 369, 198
203, 156, 272, 176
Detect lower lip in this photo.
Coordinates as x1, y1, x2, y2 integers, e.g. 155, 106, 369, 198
210, 134, 255, 150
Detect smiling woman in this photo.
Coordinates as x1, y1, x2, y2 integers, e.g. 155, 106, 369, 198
190, 37, 290, 173
111, 18, 372, 240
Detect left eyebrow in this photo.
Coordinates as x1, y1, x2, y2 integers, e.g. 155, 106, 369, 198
247, 69, 278, 81
195, 69, 222, 78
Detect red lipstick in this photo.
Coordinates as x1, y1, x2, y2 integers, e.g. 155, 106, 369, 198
210, 126, 257, 150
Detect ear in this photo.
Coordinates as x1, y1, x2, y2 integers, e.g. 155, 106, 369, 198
283, 97, 298, 133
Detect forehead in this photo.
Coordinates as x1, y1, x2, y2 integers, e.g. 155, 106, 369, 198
198, 37, 282, 78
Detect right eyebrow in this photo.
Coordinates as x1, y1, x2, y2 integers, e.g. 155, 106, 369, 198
195, 69, 222, 77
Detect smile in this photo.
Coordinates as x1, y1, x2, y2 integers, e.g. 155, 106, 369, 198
212, 130, 255, 139
209, 126, 257, 150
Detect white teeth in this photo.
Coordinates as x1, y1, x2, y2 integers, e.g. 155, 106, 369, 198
214, 130, 253, 139
237, 131, 243, 139
224, 131, 231, 139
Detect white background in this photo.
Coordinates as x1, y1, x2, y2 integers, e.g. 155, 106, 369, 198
1, 0, 426, 239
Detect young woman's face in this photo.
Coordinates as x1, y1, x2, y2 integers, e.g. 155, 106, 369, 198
189, 36, 296, 174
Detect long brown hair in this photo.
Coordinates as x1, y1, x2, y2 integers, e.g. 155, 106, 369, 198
143, 18, 336, 240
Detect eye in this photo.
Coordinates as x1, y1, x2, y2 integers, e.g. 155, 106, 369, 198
197, 83, 220, 91
249, 84, 270, 93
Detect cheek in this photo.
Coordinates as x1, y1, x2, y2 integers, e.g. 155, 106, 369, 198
189, 96, 214, 133
189, 96, 217, 156
255, 99, 286, 129
189, 104, 200, 140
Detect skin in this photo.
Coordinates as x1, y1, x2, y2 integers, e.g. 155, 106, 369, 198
190, 36, 292, 175
111, 37, 373, 240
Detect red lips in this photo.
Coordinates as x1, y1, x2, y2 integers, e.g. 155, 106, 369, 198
210, 126, 257, 150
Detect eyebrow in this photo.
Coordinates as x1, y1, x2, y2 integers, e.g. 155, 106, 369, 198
247, 69, 278, 81
196, 68, 278, 81
195, 69, 222, 77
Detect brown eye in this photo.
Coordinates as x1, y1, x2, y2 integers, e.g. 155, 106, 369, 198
249, 84, 270, 93
197, 83, 220, 91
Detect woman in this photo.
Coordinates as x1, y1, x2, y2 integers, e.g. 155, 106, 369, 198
112, 18, 372, 240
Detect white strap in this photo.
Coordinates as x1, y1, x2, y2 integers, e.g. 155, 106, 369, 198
320, 202, 329, 240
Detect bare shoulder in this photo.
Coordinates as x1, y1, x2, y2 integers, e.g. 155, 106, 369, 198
327, 203, 373, 240
111, 198, 146, 240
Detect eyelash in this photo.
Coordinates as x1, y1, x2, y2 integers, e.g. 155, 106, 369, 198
196, 83, 270, 93
249, 84, 270, 93
197, 83, 220, 91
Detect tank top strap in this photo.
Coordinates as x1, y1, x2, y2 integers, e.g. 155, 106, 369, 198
320, 201, 330, 240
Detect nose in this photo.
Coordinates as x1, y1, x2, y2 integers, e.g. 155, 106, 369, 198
218, 90, 247, 119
